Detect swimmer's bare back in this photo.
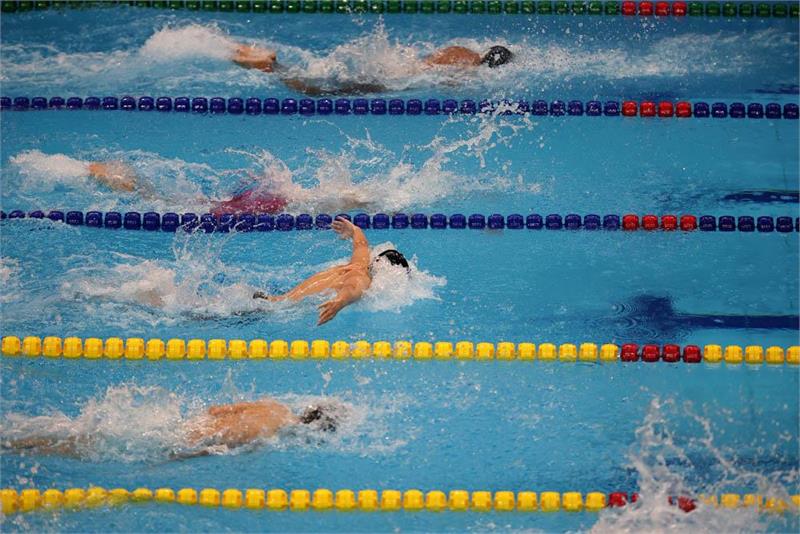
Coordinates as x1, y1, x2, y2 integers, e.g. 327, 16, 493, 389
253, 217, 372, 325
184, 399, 296, 449
423, 46, 482, 67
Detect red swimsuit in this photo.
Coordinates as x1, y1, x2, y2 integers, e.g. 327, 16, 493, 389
210, 188, 289, 217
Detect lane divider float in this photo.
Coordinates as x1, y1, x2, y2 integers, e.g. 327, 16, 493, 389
1, 487, 798, 515
2, 336, 798, 365
1, 96, 798, 120
1, 0, 798, 18
2, 211, 798, 234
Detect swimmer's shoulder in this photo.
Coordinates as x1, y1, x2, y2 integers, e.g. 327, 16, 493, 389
425, 46, 482, 67
254, 398, 292, 415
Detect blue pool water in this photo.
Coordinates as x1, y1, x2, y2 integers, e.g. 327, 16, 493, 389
1, 5, 799, 533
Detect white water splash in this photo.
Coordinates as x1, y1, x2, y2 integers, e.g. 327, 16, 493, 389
58, 238, 271, 322
591, 397, 798, 533
7, 149, 216, 213
361, 241, 447, 312
0, 385, 187, 463
231, 115, 530, 215
8, 150, 92, 191
139, 23, 240, 61
0, 258, 22, 304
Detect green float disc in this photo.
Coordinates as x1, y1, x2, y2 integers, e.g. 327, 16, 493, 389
704, 2, 720, 15
771, 3, 786, 17
403, 0, 419, 12
470, 0, 485, 12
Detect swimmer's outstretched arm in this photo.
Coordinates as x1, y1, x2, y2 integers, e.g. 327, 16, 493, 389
255, 218, 369, 301
316, 218, 371, 325
253, 218, 371, 324
334, 217, 370, 267
87, 162, 138, 193
317, 281, 365, 325
87, 161, 160, 201
232, 45, 277, 72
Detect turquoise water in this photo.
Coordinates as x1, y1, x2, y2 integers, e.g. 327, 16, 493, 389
0, 5, 799, 533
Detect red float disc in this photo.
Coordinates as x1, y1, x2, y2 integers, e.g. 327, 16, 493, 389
622, 214, 640, 230
680, 215, 697, 231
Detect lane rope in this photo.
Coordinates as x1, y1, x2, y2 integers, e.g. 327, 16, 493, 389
2, 96, 798, 119
1, 0, 798, 18
2, 211, 798, 233
1, 487, 798, 515
2, 336, 798, 364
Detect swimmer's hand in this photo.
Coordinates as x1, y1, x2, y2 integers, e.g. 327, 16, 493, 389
233, 45, 277, 72
317, 297, 346, 326
87, 162, 137, 192
332, 217, 355, 240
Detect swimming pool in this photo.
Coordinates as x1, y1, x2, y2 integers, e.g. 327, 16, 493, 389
1, 2, 799, 532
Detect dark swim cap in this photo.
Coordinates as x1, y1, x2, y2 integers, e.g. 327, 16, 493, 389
376, 249, 409, 270
300, 405, 337, 432
482, 46, 513, 68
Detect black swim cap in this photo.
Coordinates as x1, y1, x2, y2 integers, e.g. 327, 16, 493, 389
376, 249, 409, 270
300, 405, 337, 432
482, 46, 513, 68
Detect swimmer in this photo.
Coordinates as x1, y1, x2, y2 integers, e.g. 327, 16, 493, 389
253, 216, 409, 325
2, 398, 338, 459
86, 160, 289, 215
86, 160, 372, 215
232, 44, 514, 96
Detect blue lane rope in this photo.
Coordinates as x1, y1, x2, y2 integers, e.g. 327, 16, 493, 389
1, 96, 798, 119
1, 210, 797, 233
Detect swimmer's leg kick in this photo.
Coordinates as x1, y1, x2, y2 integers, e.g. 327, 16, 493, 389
2, 436, 83, 457
167, 449, 212, 461
280, 77, 388, 96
